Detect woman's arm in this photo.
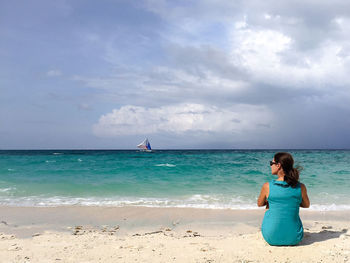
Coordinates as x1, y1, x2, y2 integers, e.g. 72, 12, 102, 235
257, 182, 269, 207
300, 183, 310, 208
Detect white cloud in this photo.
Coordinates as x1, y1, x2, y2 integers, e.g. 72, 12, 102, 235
47, 70, 62, 77
230, 27, 292, 79
264, 14, 271, 20
93, 103, 273, 137
230, 23, 350, 88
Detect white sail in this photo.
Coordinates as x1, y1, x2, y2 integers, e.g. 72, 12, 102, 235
137, 138, 152, 152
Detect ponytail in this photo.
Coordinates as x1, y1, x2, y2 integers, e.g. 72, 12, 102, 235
284, 167, 302, 188
274, 152, 303, 188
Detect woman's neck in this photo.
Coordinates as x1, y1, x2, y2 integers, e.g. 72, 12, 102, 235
276, 171, 285, 181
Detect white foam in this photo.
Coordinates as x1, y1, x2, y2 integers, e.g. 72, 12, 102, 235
7, 168, 15, 171
0, 187, 16, 193
155, 163, 176, 167
45, 160, 56, 163
0, 195, 350, 211
78, 159, 83, 162
53, 153, 63, 155
0, 194, 252, 208
308, 204, 350, 211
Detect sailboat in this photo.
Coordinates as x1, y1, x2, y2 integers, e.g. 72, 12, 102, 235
137, 138, 153, 152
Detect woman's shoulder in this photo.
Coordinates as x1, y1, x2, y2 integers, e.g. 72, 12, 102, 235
262, 181, 270, 189
299, 182, 307, 190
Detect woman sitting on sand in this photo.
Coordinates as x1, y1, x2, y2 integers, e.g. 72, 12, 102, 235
257, 152, 310, 246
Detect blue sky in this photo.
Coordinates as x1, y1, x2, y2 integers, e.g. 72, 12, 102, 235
1, 0, 350, 149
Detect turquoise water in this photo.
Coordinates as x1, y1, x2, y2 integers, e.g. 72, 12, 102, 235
1, 150, 350, 210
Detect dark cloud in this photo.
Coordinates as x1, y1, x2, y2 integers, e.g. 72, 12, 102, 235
165, 44, 247, 81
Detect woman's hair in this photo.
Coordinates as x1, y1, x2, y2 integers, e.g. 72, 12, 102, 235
274, 152, 303, 188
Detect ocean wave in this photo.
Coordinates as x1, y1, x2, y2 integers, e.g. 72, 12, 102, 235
0, 187, 16, 193
0, 196, 257, 209
308, 204, 350, 211
45, 160, 56, 163
53, 153, 63, 155
155, 163, 176, 167
0, 195, 349, 211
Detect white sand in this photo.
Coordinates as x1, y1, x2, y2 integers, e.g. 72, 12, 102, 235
0, 207, 349, 262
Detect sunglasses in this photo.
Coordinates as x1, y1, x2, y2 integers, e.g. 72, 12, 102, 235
269, 161, 278, 166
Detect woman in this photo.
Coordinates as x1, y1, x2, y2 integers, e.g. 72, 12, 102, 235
257, 152, 310, 246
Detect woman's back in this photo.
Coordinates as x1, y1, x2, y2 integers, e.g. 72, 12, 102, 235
262, 179, 303, 246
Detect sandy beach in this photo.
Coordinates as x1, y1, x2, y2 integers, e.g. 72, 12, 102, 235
0, 206, 349, 262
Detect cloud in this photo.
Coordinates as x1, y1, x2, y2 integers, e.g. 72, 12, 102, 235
229, 21, 350, 88
92, 103, 273, 137
3, 0, 350, 148
47, 70, 62, 77
78, 103, 93, 111
71, 1, 350, 110
69, 1, 350, 145
73, 63, 250, 108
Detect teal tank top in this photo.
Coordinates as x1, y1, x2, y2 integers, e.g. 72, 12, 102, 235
261, 179, 303, 246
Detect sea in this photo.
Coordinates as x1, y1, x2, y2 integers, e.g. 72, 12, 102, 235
1, 150, 349, 211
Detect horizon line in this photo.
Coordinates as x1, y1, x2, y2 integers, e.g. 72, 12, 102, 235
1, 148, 350, 151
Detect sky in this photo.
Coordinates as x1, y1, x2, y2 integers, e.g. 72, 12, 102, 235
1, 0, 350, 149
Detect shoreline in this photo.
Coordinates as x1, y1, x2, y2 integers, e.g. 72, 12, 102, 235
1, 206, 349, 262
1, 206, 349, 236
1, 200, 350, 211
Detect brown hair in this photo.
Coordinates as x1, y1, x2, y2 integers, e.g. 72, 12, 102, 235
274, 152, 302, 188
